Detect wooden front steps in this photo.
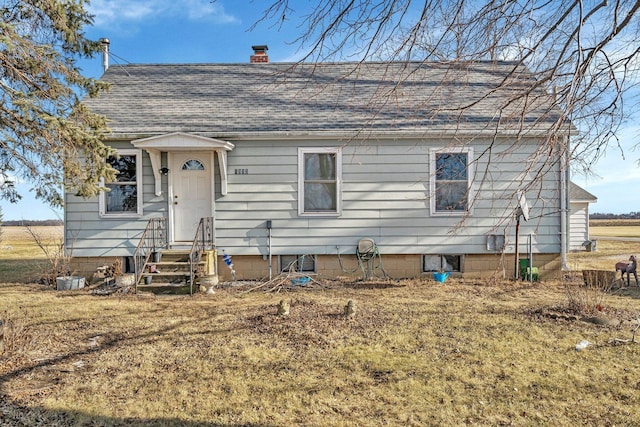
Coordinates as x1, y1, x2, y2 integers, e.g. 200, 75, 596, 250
137, 250, 205, 293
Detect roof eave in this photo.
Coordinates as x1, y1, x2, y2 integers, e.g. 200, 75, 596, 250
103, 128, 571, 142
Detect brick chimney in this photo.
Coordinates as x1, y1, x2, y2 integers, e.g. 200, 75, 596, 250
250, 45, 269, 63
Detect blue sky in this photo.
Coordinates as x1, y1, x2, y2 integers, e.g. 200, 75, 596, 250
1, 0, 638, 220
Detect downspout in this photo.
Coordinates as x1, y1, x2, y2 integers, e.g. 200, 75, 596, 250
560, 135, 569, 270
267, 220, 273, 281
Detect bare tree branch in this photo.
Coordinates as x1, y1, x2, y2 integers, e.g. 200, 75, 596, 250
257, 0, 640, 183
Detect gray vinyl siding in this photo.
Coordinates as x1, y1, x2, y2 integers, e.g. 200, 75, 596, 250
66, 137, 562, 259
213, 137, 561, 257
65, 141, 168, 257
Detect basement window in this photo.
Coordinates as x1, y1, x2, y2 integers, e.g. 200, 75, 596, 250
280, 255, 316, 273
423, 255, 461, 272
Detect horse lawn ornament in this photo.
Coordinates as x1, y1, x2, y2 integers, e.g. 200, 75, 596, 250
615, 255, 638, 287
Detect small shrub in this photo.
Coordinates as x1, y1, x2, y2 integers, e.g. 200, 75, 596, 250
564, 270, 615, 314
23, 224, 70, 286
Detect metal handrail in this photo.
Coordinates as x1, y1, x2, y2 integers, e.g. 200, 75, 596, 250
133, 217, 168, 292
188, 217, 216, 294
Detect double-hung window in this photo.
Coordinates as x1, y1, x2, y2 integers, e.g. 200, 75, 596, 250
298, 147, 342, 216
100, 149, 143, 217
430, 148, 472, 215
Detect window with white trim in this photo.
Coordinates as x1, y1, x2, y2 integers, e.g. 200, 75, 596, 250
298, 147, 342, 215
430, 148, 473, 214
100, 149, 143, 217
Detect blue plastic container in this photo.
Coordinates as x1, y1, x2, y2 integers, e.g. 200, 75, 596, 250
433, 272, 450, 283
291, 276, 311, 286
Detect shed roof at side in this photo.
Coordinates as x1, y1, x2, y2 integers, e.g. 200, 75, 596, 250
83, 61, 570, 139
569, 181, 598, 203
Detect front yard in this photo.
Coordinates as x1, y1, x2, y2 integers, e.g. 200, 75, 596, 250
2, 226, 640, 425
2, 277, 640, 426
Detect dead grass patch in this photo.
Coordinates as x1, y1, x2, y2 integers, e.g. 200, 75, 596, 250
1, 279, 640, 426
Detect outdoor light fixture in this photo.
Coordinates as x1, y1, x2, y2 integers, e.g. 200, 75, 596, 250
159, 167, 169, 175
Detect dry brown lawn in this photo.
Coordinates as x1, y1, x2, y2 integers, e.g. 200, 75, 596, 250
1, 225, 640, 425
2, 280, 640, 425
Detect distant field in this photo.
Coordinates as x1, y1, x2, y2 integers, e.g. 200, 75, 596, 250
590, 219, 640, 238
590, 219, 640, 227
590, 226, 640, 238
0, 225, 63, 259
0, 225, 63, 282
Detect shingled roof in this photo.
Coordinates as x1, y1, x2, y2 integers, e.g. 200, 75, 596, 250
569, 181, 598, 202
83, 61, 567, 139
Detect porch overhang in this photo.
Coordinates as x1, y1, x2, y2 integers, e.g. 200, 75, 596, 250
131, 132, 235, 196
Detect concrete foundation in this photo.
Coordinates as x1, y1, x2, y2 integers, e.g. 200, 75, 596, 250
71, 253, 562, 283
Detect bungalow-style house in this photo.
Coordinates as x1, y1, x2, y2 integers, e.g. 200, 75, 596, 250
67, 46, 573, 285
569, 182, 598, 251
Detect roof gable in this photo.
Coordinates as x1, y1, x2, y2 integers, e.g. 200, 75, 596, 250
132, 132, 234, 151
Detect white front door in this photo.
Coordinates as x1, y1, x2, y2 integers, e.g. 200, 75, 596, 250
170, 152, 213, 242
